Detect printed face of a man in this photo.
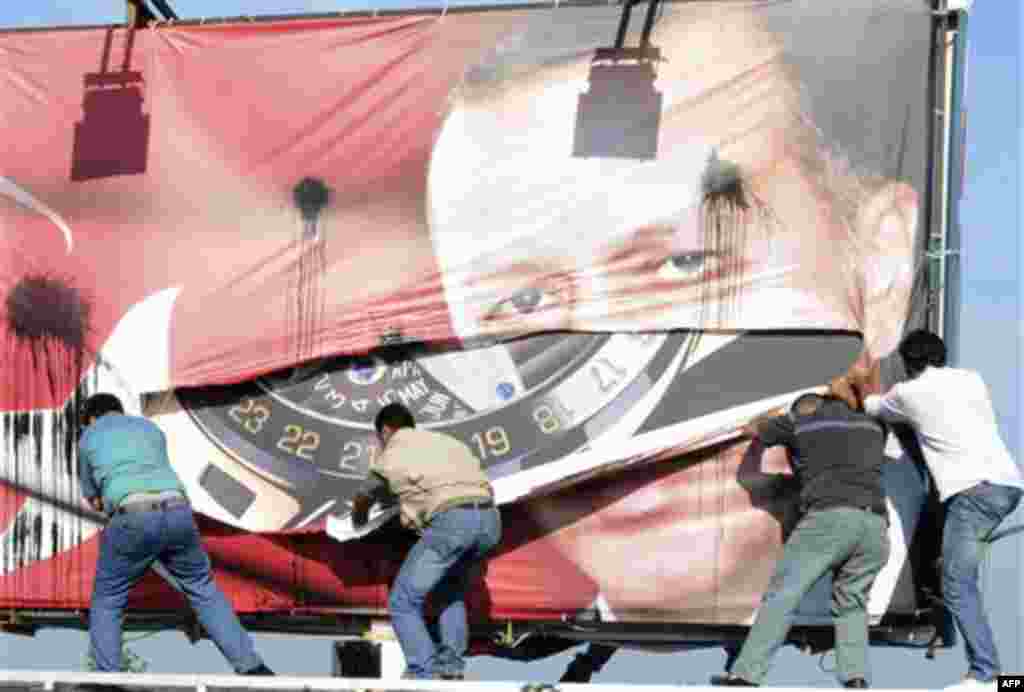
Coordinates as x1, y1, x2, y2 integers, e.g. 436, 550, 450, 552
428, 5, 917, 362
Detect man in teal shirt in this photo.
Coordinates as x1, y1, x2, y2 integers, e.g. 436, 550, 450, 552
78, 393, 274, 676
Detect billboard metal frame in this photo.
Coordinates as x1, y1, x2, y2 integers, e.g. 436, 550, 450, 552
0, 0, 967, 668
925, 0, 969, 357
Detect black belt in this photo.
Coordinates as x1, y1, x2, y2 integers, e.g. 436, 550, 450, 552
115, 498, 189, 515
457, 499, 494, 510
431, 496, 494, 520
805, 503, 887, 519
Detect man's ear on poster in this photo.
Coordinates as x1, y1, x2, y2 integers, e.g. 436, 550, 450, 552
856, 181, 919, 362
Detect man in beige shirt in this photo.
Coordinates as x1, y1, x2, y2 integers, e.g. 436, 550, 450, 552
352, 402, 501, 680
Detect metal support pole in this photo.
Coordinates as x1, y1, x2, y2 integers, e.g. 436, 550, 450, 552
934, 17, 954, 339
923, 8, 946, 335
639, 0, 660, 47
125, 0, 156, 27
942, 10, 968, 365
613, 0, 637, 49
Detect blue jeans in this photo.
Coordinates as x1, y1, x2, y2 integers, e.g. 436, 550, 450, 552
942, 481, 1022, 682
731, 507, 890, 685
389, 506, 502, 679
90, 505, 264, 673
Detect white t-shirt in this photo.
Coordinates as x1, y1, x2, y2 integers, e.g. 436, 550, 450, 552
864, 366, 1024, 502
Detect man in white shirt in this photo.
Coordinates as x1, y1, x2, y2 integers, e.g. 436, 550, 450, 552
864, 330, 1023, 688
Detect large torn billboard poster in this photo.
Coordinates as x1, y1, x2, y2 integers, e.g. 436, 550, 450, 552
0, 0, 934, 627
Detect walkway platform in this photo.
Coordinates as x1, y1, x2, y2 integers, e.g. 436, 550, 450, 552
0, 671, 933, 692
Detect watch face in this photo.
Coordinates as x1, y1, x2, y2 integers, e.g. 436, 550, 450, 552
175, 330, 689, 529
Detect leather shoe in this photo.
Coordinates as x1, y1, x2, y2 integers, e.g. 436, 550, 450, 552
560, 654, 597, 683
241, 663, 276, 676
710, 673, 759, 686
844, 679, 869, 689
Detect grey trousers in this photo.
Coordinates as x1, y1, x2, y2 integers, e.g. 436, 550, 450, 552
730, 506, 891, 685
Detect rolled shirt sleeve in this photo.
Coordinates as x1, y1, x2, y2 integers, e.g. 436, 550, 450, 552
864, 387, 911, 423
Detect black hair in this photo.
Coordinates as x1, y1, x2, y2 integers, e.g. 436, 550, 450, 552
80, 392, 124, 422
899, 329, 946, 377
374, 402, 416, 435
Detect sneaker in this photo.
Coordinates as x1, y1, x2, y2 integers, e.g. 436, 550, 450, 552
241, 663, 276, 676
710, 673, 759, 686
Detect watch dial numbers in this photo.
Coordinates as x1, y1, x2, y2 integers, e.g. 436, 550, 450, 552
336, 439, 377, 479
589, 356, 628, 393
228, 398, 271, 433
532, 402, 571, 435
470, 426, 512, 460
320, 385, 348, 411
276, 424, 320, 461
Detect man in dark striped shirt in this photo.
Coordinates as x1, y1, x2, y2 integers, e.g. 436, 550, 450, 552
712, 387, 889, 688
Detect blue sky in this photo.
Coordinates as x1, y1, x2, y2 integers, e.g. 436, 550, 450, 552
0, 0, 1019, 686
